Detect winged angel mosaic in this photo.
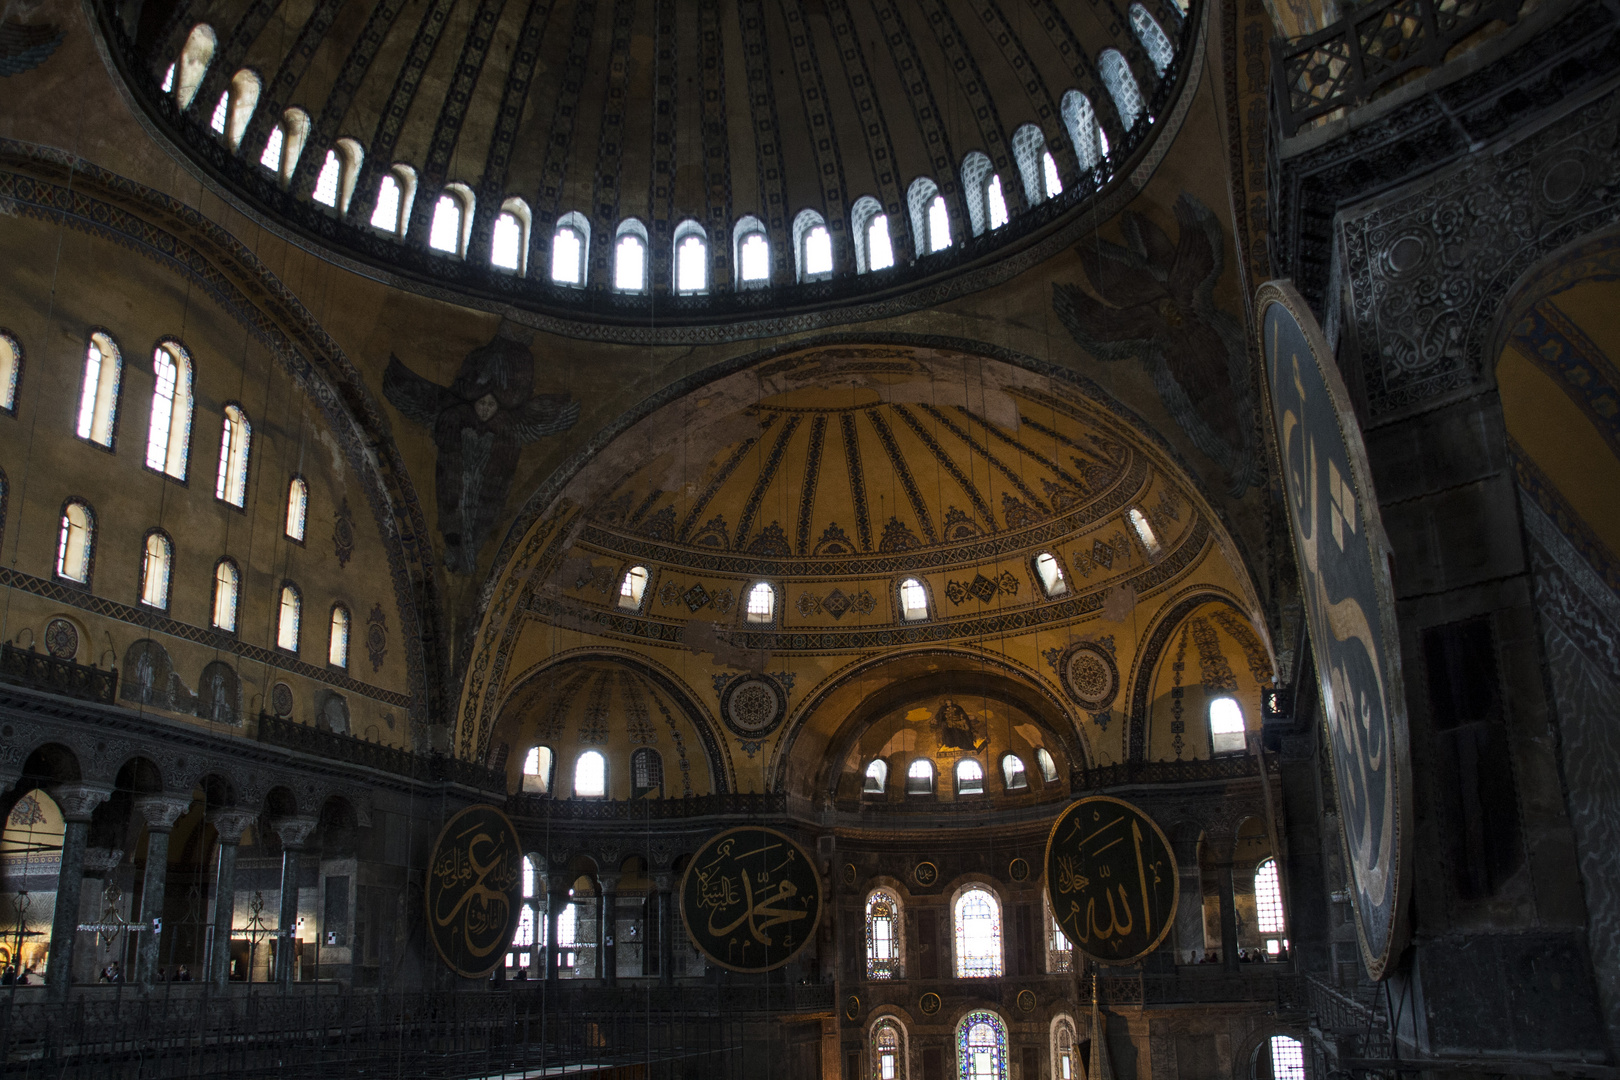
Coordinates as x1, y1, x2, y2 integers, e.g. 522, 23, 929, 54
384, 333, 579, 574
1054, 193, 1258, 497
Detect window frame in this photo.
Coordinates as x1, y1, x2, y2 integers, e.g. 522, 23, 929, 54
870, 1017, 907, 1080
951, 886, 1004, 978
957, 1012, 1009, 1080
214, 402, 253, 509
276, 580, 302, 655
522, 745, 554, 794
906, 177, 944, 259
173, 23, 217, 111
673, 219, 710, 295
905, 757, 934, 796
955, 757, 986, 797
1255, 856, 1287, 949
896, 577, 930, 622
54, 498, 96, 588
1208, 695, 1247, 756
1049, 1016, 1078, 1080
211, 557, 240, 633
550, 211, 591, 288
1033, 551, 1069, 598
0, 329, 23, 415
849, 196, 890, 274
745, 581, 777, 625
573, 749, 608, 799
863, 758, 889, 795
1034, 746, 1059, 784
145, 338, 194, 483
614, 218, 650, 293
328, 603, 351, 669
76, 330, 124, 451
733, 214, 771, 289
138, 528, 174, 611
630, 746, 664, 798
1000, 753, 1028, 792
222, 69, 261, 151
792, 208, 833, 283
491, 196, 532, 274
284, 475, 309, 543
429, 183, 476, 257
864, 890, 904, 980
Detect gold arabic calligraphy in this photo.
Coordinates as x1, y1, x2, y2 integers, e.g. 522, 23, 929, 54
1046, 798, 1175, 962
683, 828, 821, 971
429, 815, 519, 962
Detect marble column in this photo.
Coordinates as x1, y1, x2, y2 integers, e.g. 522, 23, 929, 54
654, 874, 674, 986
598, 873, 620, 986
1217, 864, 1240, 972
269, 815, 318, 985
206, 809, 256, 988
45, 783, 112, 999
545, 888, 566, 983
132, 795, 192, 987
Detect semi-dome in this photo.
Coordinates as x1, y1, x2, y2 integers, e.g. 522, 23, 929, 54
95, 0, 1197, 333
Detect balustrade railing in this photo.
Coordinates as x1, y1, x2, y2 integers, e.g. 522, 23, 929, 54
1098, 970, 1303, 1008
507, 791, 788, 820
0, 643, 116, 705
1271, 0, 1524, 136
1074, 754, 1268, 789
255, 713, 506, 792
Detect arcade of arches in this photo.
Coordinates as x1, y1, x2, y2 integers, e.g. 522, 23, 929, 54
0, 0, 1617, 1076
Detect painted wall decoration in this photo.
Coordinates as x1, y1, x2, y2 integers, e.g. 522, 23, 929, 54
1044, 795, 1178, 965
384, 333, 580, 574
1258, 280, 1412, 979
1057, 643, 1120, 710
1053, 193, 1258, 496
425, 803, 523, 979
680, 826, 821, 972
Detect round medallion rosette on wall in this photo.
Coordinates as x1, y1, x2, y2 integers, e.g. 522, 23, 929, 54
719, 676, 786, 739
1060, 643, 1119, 710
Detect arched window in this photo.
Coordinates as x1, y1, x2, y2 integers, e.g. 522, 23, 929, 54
734, 215, 770, 287
56, 501, 94, 583
906, 758, 934, 796
0, 331, 21, 412
76, 332, 122, 447
140, 531, 172, 609
1045, 893, 1073, 971
631, 747, 664, 797
1268, 1036, 1305, 1080
162, 63, 174, 92
1001, 754, 1027, 791
522, 745, 554, 794
618, 565, 649, 611
615, 219, 649, 292
746, 581, 775, 624
898, 578, 928, 621
209, 89, 230, 136
1010, 125, 1050, 207
954, 888, 1003, 976
864, 759, 888, 794
285, 476, 308, 540
865, 890, 902, 979
1129, 506, 1161, 557
1034, 552, 1068, 597
215, 404, 252, 506
793, 209, 833, 282
220, 69, 260, 150
1043, 152, 1064, 198
492, 197, 531, 273
551, 212, 590, 286
212, 558, 239, 631
328, 604, 350, 668
872, 1019, 906, 1080
574, 750, 606, 798
956, 758, 984, 796
674, 220, 709, 294
1209, 696, 1246, 754
277, 582, 301, 652
850, 196, 893, 273
312, 139, 364, 212
957, 1012, 1007, 1080
1099, 50, 1145, 130
907, 177, 948, 258
960, 153, 1005, 238
370, 166, 416, 234
260, 108, 309, 185
146, 340, 193, 479
1035, 747, 1058, 783
1051, 1017, 1078, 1080
173, 24, 216, 110
312, 147, 339, 206
1255, 857, 1286, 953
1061, 91, 1103, 174
1130, 5, 1176, 76
429, 184, 474, 255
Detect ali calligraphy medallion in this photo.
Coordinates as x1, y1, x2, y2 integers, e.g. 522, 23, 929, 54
425, 804, 523, 978
1258, 281, 1411, 980
1044, 796, 1178, 965
680, 826, 822, 972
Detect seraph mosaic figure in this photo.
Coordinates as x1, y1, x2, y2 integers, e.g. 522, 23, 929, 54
385, 333, 579, 574
1053, 193, 1258, 497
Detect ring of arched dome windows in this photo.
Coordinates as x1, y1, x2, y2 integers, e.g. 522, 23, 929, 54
172, 24, 217, 112
849, 196, 895, 274
491, 197, 532, 274
894, 577, 932, 623
368, 164, 417, 235
550, 212, 592, 288
0, 329, 23, 414
1098, 50, 1147, 132
672, 219, 710, 295
958, 153, 1002, 238
733, 215, 770, 289
1009, 125, 1057, 209
258, 108, 310, 187
614, 219, 650, 293
792, 208, 834, 282
1060, 91, 1105, 176
906, 177, 952, 258
428, 182, 475, 257
311, 139, 364, 214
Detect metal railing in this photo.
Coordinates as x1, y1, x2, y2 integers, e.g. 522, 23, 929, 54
1271, 0, 1523, 136
0, 644, 116, 705
1073, 754, 1269, 789
255, 713, 506, 792
506, 792, 788, 821
1098, 970, 1303, 1008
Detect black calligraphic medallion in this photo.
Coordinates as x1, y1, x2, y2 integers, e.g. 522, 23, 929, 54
1258, 282, 1411, 980
681, 826, 822, 972
1044, 796, 1178, 965
425, 804, 523, 978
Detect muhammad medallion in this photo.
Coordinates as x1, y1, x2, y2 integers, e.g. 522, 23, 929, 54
425, 804, 523, 978
680, 826, 822, 972
1044, 796, 1178, 965
1258, 281, 1411, 979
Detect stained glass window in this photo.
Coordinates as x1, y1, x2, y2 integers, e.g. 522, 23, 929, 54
1052, 1018, 1077, 1080
1045, 894, 1073, 973
956, 1012, 1007, 1080
873, 1020, 904, 1080
953, 886, 1002, 977
866, 890, 902, 979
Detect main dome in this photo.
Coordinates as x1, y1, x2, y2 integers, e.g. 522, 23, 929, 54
96, 0, 1198, 334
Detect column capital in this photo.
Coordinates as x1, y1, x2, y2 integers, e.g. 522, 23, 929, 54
206, 807, 257, 844
269, 814, 319, 849
134, 794, 193, 831
653, 873, 674, 892
597, 871, 622, 893
82, 847, 124, 875
49, 782, 113, 823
